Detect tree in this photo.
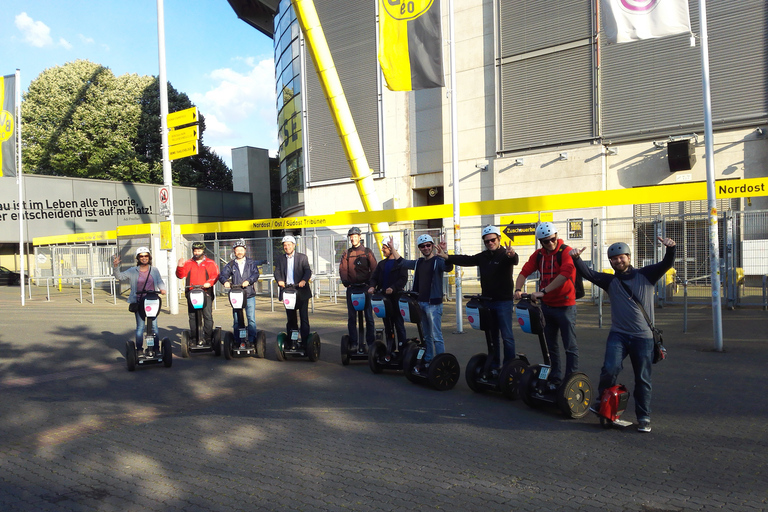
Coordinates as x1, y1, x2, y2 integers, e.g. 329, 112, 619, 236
21, 59, 232, 190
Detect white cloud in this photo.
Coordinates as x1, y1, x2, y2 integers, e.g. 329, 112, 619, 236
190, 57, 277, 152
79, 34, 95, 44
15, 12, 53, 48
59, 38, 72, 50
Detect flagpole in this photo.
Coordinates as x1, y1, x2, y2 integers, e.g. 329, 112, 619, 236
447, 0, 463, 333
697, 0, 723, 351
16, 69, 25, 306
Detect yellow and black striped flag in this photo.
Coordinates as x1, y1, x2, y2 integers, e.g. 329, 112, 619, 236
378, 0, 444, 91
0, 74, 17, 177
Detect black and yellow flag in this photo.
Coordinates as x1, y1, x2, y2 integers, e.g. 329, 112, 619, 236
379, 0, 444, 91
0, 74, 17, 177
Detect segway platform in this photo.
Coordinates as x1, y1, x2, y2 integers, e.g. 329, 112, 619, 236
180, 287, 222, 358
276, 288, 321, 362
222, 285, 267, 360
341, 285, 370, 365
125, 292, 172, 371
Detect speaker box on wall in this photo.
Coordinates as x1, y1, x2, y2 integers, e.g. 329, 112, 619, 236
667, 140, 697, 172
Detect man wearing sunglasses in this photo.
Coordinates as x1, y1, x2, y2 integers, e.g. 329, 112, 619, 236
514, 222, 579, 387
436, 225, 519, 368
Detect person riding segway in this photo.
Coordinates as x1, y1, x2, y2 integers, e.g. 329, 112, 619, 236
339, 227, 377, 364
176, 241, 222, 357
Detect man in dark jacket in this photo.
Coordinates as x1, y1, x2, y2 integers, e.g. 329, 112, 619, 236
274, 235, 313, 346
571, 237, 675, 433
219, 238, 261, 345
339, 226, 378, 349
368, 236, 408, 351
437, 225, 519, 367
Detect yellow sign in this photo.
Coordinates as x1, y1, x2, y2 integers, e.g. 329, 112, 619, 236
500, 213, 553, 246
166, 107, 198, 129
160, 221, 172, 250
169, 140, 198, 161
168, 125, 198, 146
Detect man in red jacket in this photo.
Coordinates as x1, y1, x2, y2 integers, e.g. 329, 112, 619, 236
176, 241, 220, 344
514, 222, 579, 386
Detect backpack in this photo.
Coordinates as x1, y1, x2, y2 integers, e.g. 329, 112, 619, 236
536, 245, 585, 300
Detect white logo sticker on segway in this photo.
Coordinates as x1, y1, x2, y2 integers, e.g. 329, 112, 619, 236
466, 305, 482, 330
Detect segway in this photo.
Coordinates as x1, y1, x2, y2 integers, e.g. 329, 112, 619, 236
400, 291, 461, 391
180, 285, 222, 358
125, 291, 172, 371
275, 285, 321, 362
463, 295, 529, 398
340, 284, 370, 365
222, 284, 267, 360
516, 295, 593, 418
368, 292, 416, 373
595, 384, 632, 428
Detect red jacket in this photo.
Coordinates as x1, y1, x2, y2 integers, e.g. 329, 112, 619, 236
519, 239, 577, 307
176, 257, 219, 289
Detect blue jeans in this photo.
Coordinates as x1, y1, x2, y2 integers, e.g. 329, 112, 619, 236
541, 304, 578, 382
232, 295, 257, 342
599, 331, 654, 422
486, 300, 516, 366
418, 302, 444, 363
346, 288, 375, 345
135, 310, 158, 349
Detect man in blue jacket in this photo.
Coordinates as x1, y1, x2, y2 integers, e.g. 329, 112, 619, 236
219, 238, 261, 345
390, 234, 453, 373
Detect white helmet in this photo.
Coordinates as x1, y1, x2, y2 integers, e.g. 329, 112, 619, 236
384, 236, 399, 251
416, 234, 434, 246
282, 235, 296, 244
535, 222, 557, 240
482, 225, 501, 237
135, 246, 151, 257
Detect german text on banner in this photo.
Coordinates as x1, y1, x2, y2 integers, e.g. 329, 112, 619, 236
378, 0, 444, 91
0, 74, 17, 177
601, 0, 692, 44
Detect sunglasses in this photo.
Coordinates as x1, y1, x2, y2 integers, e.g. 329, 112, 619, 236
418, 243, 433, 248
483, 237, 499, 245
540, 237, 557, 244
138, 254, 150, 258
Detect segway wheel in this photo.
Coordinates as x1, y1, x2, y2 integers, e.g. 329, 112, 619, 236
223, 331, 234, 360
557, 372, 593, 419
499, 359, 529, 401
275, 332, 286, 361
162, 337, 173, 368
212, 327, 222, 356
307, 332, 321, 362
340, 334, 351, 366
403, 344, 421, 384
255, 330, 266, 359
465, 353, 488, 393
368, 341, 387, 374
520, 365, 542, 409
126, 341, 137, 372
428, 353, 461, 391
181, 330, 191, 358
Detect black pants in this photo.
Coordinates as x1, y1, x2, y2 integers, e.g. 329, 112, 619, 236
187, 289, 213, 342
346, 287, 375, 345
285, 294, 310, 344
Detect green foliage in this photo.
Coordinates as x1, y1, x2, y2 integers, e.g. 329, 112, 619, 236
21, 59, 232, 190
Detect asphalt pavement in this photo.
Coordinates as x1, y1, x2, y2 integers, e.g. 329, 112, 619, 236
0, 284, 766, 511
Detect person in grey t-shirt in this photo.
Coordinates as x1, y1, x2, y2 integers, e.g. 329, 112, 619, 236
570, 237, 675, 433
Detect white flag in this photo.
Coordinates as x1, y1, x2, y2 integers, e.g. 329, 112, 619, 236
602, 0, 692, 44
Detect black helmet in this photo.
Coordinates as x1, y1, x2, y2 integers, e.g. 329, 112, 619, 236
348, 227, 361, 236
607, 242, 630, 258
191, 241, 206, 251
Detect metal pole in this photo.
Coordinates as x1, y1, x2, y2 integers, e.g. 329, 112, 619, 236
448, 0, 463, 333
15, 69, 24, 306
157, 0, 178, 315
698, 0, 723, 351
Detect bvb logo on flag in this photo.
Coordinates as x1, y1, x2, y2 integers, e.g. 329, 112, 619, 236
0, 110, 13, 143
617, 0, 659, 13
381, 0, 434, 21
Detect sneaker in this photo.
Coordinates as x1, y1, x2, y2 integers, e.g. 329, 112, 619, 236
637, 420, 652, 433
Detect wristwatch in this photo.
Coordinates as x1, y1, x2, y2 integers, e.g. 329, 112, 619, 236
541, 288, 548, 295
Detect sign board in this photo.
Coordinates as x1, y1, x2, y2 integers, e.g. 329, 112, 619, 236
160, 221, 172, 250
500, 213, 553, 246
169, 140, 198, 161
568, 218, 584, 240
166, 107, 198, 129
168, 125, 198, 146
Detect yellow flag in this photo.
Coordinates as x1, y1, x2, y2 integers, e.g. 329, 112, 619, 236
0, 74, 17, 177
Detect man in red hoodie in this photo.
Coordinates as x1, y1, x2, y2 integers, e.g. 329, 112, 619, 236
176, 241, 220, 344
514, 222, 579, 386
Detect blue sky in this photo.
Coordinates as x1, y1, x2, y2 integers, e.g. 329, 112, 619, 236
0, 0, 277, 168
